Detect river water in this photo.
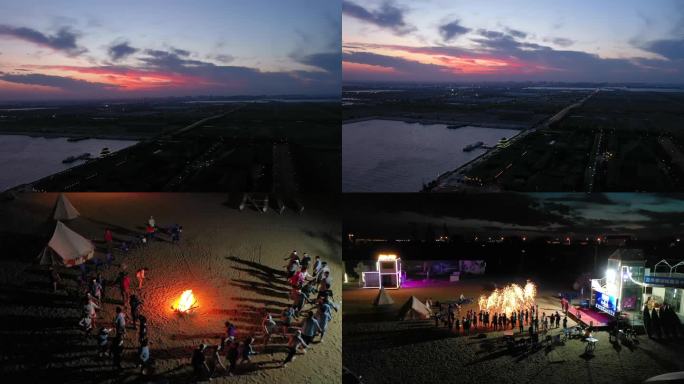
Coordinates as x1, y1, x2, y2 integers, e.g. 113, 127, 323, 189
0, 135, 137, 191
343, 119, 519, 192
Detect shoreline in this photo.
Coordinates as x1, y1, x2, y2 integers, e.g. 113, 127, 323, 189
342, 115, 528, 130
0, 130, 147, 141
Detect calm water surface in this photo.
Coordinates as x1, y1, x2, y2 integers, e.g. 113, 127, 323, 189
0, 135, 137, 191
343, 119, 519, 192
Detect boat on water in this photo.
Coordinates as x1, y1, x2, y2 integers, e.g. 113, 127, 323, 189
62, 153, 92, 164
463, 141, 484, 152
100, 147, 111, 157
496, 137, 512, 149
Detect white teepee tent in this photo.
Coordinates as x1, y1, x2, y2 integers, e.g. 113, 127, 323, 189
39, 221, 94, 266
373, 287, 394, 306
398, 296, 431, 320
52, 193, 80, 221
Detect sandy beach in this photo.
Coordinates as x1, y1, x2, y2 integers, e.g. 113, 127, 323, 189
343, 276, 684, 384
0, 193, 341, 383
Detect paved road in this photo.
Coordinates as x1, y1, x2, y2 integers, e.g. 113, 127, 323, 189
431, 89, 599, 191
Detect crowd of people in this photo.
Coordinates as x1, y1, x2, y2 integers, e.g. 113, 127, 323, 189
431, 299, 569, 338
189, 249, 339, 380
643, 301, 683, 339
66, 216, 179, 375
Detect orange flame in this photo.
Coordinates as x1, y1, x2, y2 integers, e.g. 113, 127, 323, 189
173, 289, 197, 313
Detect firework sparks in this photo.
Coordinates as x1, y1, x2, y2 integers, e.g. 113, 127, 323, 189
478, 281, 537, 314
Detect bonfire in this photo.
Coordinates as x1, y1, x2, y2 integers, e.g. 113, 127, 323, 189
172, 289, 198, 313
478, 280, 537, 315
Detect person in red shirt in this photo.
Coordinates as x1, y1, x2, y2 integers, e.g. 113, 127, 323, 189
120, 272, 131, 306
145, 224, 155, 241
104, 229, 114, 252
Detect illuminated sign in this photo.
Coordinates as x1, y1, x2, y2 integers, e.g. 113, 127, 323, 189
644, 275, 684, 288
595, 291, 617, 316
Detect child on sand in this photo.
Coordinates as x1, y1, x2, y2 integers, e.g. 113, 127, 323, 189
240, 336, 256, 364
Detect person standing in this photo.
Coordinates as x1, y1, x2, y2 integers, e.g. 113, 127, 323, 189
136, 267, 148, 289
111, 334, 124, 370
138, 338, 150, 374
301, 311, 322, 347
114, 306, 126, 338
129, 294, 142, 329
240, 336, 256, 364
191, 344, 210, 380
282, 330, 308, 367
119, 272, 131, 306
262, 312, 278, 351
225, 337, 239, 376
98, 327, 111, 357
210, 344, 226, 378
104, 229, 114, 250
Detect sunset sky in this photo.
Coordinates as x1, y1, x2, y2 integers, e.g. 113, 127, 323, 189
0, 0, 340, 100
343, 0, 684, 83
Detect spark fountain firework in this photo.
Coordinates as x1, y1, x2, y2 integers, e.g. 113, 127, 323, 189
478, 281, 537, 314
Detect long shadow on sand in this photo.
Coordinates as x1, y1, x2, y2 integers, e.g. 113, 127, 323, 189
229, 281, 290, 299
344, 323, 458, 350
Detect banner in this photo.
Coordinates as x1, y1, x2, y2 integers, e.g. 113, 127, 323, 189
595, 291, 617, 316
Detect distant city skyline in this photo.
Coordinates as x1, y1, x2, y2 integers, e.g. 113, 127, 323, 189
343, 0, 684, 83
0, 0, 340, 100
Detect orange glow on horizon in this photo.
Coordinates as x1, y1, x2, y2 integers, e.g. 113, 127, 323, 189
343, 61, 396, 75
344, 45, 549, 77
30, 65, 211, 91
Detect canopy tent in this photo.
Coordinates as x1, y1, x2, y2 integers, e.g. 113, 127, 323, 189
38, 221, 94, 267
398, 296, 431, 320
52, 193, 80, 221
373, 287, 394, 306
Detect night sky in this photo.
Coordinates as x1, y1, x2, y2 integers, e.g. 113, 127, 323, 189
343, 0, 684, 83
343, 193, 684, 239
0, 0, 340, 100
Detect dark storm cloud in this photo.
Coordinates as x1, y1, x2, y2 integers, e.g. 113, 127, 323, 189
342, 0, 414, 35
641, 39, 684, 60
295, 52, 341, 73
0, 25, 85, 56
343, 194, 684, 240
438, 20, 471, 42
137, 48, 339, 95
107, 41, 138, 61
344, 193, 574, 230
0, 73, 111, 93
348, 28, 684, 82
634, 210, 684, 228
505, 28, 527, 39
140, 49, 209, 69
